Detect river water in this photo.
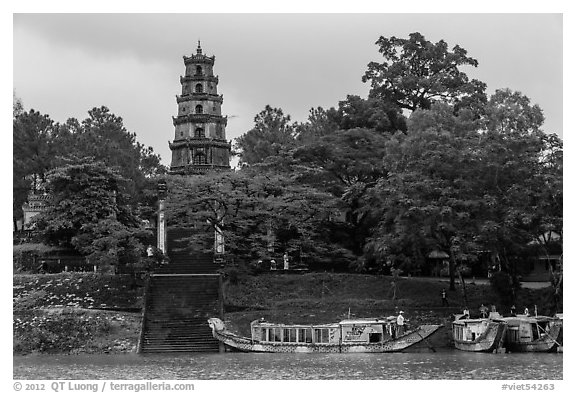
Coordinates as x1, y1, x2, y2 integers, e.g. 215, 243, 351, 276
13, 352, 562, 380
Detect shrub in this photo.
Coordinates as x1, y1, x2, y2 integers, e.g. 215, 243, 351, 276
13, 243, 68, 273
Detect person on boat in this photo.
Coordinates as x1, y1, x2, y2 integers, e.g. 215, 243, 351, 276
524, 307, 530, 316
463, 307, 470, 319
479, 304, 488, 318
396, 311, 405, 335
441, 289, 449, 307
270, 260, 277, 270
510, 305, 517, 316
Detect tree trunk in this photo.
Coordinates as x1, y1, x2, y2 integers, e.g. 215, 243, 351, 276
458, 269, 468, 307
448, 254, 456, 291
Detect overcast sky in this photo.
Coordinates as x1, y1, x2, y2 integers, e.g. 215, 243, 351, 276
13, 13, 562, 166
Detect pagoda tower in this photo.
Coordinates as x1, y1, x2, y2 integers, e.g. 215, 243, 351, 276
169, 42, 231, 174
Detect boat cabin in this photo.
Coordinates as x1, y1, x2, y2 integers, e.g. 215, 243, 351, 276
504, 316, 555, 344
250, 318, 401, 345
453, 318, 494, 342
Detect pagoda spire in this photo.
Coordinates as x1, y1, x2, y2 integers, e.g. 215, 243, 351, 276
196, 40, 202, 55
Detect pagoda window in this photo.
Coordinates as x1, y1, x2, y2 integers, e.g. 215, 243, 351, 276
193, 153, 207, 165
196, 65, 203, 75
195, 83, 203, 93
195, 105, 203, 114
195, 128, 205, 138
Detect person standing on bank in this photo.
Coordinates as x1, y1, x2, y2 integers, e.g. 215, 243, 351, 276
396, 311, 405, 336
441, 289, 449, 307
283, 252, 289, 270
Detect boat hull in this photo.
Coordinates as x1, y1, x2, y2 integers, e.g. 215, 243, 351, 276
453, 321, 507, 352
208, 321, 442, 353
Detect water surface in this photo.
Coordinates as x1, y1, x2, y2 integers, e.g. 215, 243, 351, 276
13, 352, 562, 380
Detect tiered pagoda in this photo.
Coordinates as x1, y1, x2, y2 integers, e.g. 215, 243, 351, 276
169, 42, 231, 174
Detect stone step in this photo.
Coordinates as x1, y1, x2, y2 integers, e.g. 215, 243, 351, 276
138, 272, 222, 354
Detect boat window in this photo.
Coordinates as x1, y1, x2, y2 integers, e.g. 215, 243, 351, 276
261, 328, 268, 342
298, 328, 312, 343
273, 328, 282, 342
454, 325, 463, 341
282, 328, 296, 343
314, 328, 329, 343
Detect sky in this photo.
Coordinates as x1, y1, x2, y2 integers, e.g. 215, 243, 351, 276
13, 13, 563, 167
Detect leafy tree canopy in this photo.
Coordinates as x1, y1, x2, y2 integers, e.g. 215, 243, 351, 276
166, 170, 354, 267
34, 159, 147, 268
235, 105, 297, 165
13, 106, 166, 226
363, 32, 487, 114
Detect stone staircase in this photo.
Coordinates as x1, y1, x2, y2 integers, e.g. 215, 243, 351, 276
138, 228, 224, 353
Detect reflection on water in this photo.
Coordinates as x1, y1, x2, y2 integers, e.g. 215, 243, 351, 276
13, 352, 562, 380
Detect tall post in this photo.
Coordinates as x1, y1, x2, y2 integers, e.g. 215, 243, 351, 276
157, 180, 168, 253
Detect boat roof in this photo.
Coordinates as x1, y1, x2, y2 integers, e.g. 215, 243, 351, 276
503, 316, 558, 324
252, 317, 397, 328
338, 318, 396, 325
453, 318, 493, 325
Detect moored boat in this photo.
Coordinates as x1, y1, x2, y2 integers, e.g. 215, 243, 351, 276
207, 317, 442, 353
452, 314, 507, 353
501, 315, 563, 353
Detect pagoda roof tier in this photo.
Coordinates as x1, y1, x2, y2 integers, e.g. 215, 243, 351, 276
183, 54, 215, 65
172, 114, 228, 126
169, 164, 231, 175
176, 93, 223, 103
169, 138, 232, 150
180, 75, 219, 84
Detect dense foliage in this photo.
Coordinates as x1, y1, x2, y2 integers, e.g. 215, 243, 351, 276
33, 160, 149, 270
229, 32, 562, 301
13, 105, 166, 228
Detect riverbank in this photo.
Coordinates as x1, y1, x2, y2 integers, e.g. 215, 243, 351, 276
13, 273, 143, 355
13, 271, 557, 354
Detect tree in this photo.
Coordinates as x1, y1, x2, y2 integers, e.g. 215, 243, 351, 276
295, 107, 339, 144
13, 109, 61, 229
13, 90, 24, 118
471, 90, 562, 296
290, 128, 391, 257
327, 95, 407, 134
165, 170, 354, 267
13, 106, 166, 229
235, 105, 297, 165
72, 106, 166, 194
34, 159, 147, 270
363, 32, 487, 114
363, 103, 487, 287
484, 88, 545, 135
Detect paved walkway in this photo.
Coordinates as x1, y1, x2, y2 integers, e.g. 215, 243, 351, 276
405, 276, 550, 289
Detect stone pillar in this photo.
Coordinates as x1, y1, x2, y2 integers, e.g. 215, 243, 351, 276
215, 224, 225, 254
157, 180, 168, 253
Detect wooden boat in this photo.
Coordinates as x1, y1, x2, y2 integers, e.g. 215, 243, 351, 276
452, 314, 507, 353
502, 315, 563, 353
207, 317, 442, 353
